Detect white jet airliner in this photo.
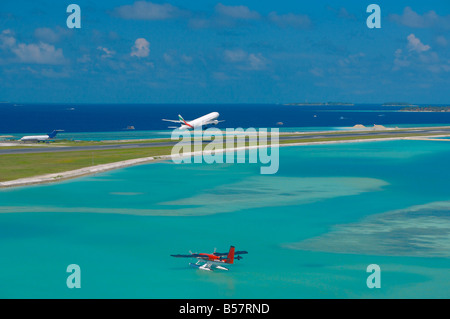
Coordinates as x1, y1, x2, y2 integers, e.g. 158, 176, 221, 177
19, 130, 64, 142
162, 112, 224, 130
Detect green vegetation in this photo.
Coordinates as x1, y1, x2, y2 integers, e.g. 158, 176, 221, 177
0, 146, 174, 182
50, 138, 171, 146
2, 130, 450, 183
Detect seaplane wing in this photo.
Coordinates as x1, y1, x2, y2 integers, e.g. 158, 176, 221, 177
213, 250, 248, 256
171, 254, 205, 258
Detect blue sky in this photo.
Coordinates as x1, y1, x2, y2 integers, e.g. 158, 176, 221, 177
0, 0, 449, 104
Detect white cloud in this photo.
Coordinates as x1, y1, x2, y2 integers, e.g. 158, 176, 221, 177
163, 52, 174, 65
1, 29, 66, 64
223, 49, 248, 63
34, 28, 59, 43
223, 49, 268, 70
337, 8, 355, 20
309, 68, 324, 77
130, 38, 150, 58
114, 1, 184, 20
34, 27, 69, 43
393, 34, 450, 73
215, 3, 260, 20
77, 54, 91, 63
41, 68, 70, 78
407, 34, 430, 53
247, 53, 267, 70
268, 12, 311, 28
180, 54, 193, 64
189, 4, 260, 29
393, 49, 410, 70
188, 5, 311, 30
97, 46, 115, 58
390, 7, 450, 29
12, 42, 65, 64
338, 52, 365, 67
163, 51, 193, 66
0, 29, 16, 48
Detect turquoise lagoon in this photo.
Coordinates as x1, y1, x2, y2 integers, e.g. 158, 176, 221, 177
0, 140, 449, 298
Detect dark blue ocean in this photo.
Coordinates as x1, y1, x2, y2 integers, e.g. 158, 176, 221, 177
1, 103, 450, 133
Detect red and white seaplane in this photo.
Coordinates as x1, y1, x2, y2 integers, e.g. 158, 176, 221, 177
171, 246, 248, 271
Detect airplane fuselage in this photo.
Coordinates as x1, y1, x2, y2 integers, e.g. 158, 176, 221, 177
196, 253, 226, 262
180, 112, 220, 130
19, 130, 63, 142
19, 135, 52, 142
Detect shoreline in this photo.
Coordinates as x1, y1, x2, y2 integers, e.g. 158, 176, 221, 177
1, 134, 445, 189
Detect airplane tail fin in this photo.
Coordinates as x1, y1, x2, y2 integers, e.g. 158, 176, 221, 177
226, 246, 235, 264
48, 130, 63, 139
178, 114, 186, 124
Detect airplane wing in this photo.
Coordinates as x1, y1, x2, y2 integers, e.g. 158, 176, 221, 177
171, 254, 206, 258
162, 119, 181, 123
203, 120, 225, 125
213, 250, 248, 256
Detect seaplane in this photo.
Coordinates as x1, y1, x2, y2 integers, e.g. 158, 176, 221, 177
162, 112, 224, 130
171, 246, 248, 271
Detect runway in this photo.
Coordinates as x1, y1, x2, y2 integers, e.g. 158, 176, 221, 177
1, 127, 450, 155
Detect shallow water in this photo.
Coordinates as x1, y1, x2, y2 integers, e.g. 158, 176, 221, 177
0, 139, 449, 298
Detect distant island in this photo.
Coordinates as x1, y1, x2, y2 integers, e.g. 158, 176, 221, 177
382, 102, 418, 106
285, 102, 354, 106
400, 106, 450, 112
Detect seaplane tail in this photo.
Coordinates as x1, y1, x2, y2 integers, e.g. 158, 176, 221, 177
226, 246, 235, 264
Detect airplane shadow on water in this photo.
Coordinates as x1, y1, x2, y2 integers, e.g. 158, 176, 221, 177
167, 265, 237, 292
